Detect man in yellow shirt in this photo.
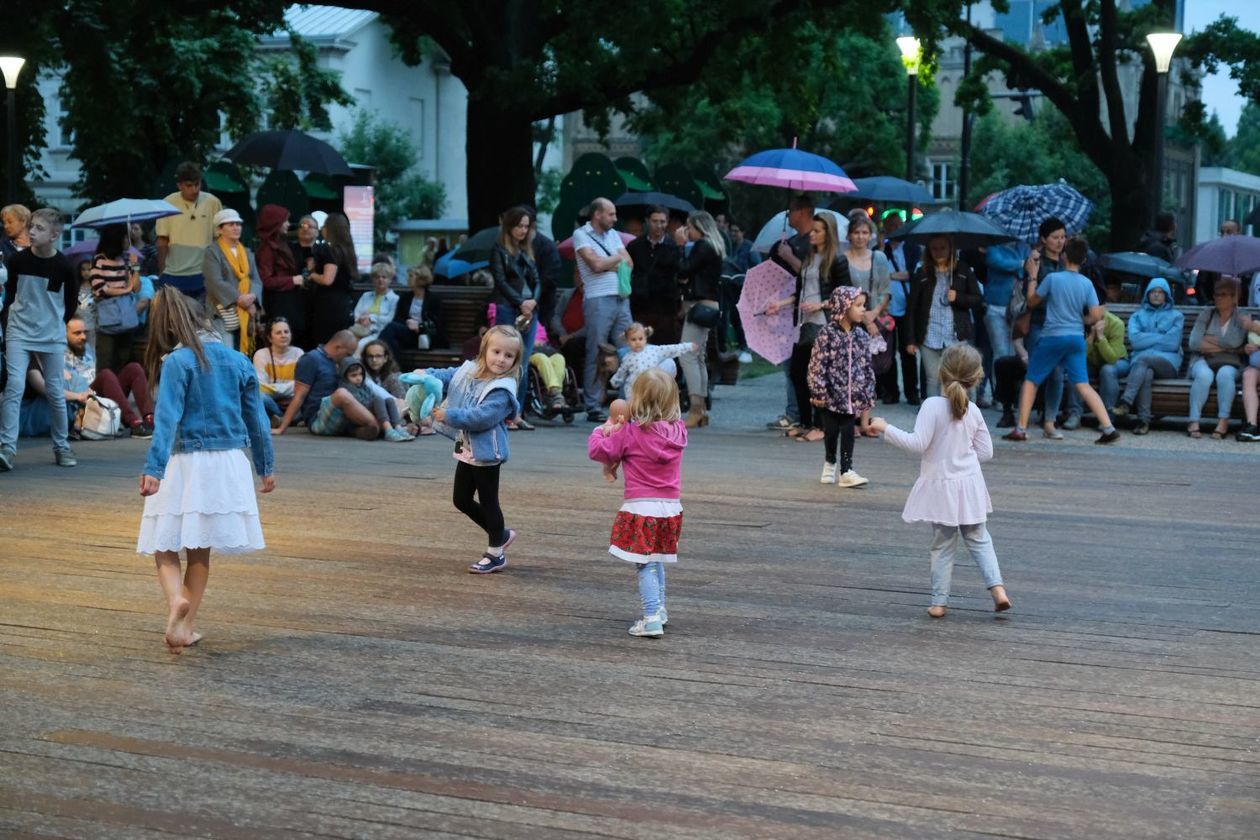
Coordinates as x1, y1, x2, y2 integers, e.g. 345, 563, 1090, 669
155, 161, 222, 298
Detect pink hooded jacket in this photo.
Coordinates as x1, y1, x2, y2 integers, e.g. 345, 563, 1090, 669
587, 419, 688, 500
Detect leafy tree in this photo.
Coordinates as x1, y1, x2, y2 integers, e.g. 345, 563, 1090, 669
904, 0, 1260, 250
0, 11, 60, 204
969, 107, 1112, 248
1171, 103, 1230, 168
338, 109, 447, 249
259, 35, 355, 132
338, 0, 899, 231
1229, 104, 1260, 176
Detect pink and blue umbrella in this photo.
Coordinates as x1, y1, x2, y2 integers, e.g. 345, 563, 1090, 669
725, 147, 857, 194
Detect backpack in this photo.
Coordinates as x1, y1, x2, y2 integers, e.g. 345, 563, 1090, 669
76, 395, 122, 440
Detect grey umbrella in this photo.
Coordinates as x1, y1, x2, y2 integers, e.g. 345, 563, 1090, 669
836, 176, 937, 205
614, 191, 695, 214
1175, 235, 1260, 276
887, 209, 1016, 249
1097, 251, 1181, 278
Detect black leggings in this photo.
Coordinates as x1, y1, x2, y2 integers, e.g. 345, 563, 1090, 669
820, 409, 856, 473
452, 461, 507, 547
789, 341, 816, 429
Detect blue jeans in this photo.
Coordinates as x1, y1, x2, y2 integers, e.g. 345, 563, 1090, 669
583, 295, 633, 411
1119, 354, 1178, 421
636, 561, 666, 617
496, 304, 538, 407
785, 373, 800, 423
2, 344, 70, 451
261, 394, 283, 418
930, 523, 1003, 606
1097, 359, 1131, 415
1189, 359, 1239, 422
982, 306, 1012, 399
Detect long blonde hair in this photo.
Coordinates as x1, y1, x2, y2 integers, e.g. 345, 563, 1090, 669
145, 287, 213, 388
938, 343, 983, 420
812, 213, 841, 281
687, 211, 727, 260
473, 324, 524, 380
629, 368, 681, 426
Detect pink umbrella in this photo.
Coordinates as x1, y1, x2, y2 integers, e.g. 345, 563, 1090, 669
736, 260, 799, 365
724, 146, 857, 194
558, 230, 635, 260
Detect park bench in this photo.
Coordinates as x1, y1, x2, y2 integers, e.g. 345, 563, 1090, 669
393, 284, 492, 372
1105, 304, 1257, 420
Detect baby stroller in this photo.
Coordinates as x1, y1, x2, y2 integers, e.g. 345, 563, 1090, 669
524, 357, 582, 423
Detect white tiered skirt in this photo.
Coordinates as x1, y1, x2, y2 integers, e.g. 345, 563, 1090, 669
136, 450, 265, 555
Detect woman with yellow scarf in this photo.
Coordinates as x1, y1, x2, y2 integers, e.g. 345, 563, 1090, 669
203, 208, 262, 354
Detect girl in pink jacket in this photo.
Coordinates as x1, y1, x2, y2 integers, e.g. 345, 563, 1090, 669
588, 368, 688, 638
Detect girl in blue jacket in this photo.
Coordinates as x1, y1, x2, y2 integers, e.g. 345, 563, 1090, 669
137, 287, 275, 653
1112, 277, 1184, 431
423, 325, 523, 574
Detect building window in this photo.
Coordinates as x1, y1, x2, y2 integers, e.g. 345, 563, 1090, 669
409, 97, 425, 157
929, 160, 954, 202
49, 95, 73, 148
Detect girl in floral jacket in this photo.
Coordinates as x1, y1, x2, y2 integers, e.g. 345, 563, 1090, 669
808, 285, 877, 488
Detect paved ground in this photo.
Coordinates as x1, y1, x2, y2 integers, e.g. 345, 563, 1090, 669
1, 370, 1257, 838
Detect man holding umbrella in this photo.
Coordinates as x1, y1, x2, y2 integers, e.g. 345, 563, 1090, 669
155, 161, 222, 299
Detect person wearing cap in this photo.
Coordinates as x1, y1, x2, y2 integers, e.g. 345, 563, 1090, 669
155, 161, 222, 299
203, 208, 261, 352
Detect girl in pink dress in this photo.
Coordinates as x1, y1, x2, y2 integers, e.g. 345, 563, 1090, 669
869, 343, 1011, 618
588, 368, 688, 638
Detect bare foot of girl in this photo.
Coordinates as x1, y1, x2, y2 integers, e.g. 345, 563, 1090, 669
927, 605, 947, 618
990, 585, 1012, 612
165, 597, 191, 651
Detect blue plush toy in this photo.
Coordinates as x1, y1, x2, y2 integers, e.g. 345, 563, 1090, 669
400, 372, 444, 420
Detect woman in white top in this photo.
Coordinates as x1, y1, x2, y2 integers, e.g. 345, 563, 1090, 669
253, 318, 304, 424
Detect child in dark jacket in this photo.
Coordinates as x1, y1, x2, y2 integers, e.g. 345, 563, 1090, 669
807, 285, 877, 488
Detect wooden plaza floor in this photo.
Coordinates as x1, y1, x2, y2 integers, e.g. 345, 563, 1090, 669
1, 380, 1257, 839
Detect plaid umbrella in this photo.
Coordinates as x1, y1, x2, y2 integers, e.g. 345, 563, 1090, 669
736, 260, 799, 365
980, 182, 1094, 244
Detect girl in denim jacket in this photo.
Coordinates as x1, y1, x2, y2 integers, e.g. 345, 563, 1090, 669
137, 288, 275, 653
421, 325, 523, 574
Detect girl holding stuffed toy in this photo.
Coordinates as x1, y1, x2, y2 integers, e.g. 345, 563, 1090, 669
588, 368, 688, 638
414, 325, 524, 573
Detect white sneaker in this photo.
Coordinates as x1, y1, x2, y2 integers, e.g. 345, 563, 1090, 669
819, 462, 837, 484
836, 469, 869, 488
628, 616, 664, 637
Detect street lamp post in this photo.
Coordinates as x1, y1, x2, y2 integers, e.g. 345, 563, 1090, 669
1146, 32, 1181, 224
896, 37, 921, 184
1, 56, 25, 204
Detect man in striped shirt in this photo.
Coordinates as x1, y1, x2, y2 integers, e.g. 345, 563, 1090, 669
573, 197, 633, 422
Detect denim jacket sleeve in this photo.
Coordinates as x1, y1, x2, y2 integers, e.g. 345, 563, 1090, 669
444, 389, 515, 432
239, 360, 275, 477
143, 358, 190, 480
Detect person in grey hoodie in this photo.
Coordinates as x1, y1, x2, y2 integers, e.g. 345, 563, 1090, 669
1112, 277, 1184, 434
1185, 277, 1247, 438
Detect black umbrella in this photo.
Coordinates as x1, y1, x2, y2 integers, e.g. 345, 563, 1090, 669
455, 226, 501, 264
837, 176, 937, 205
887, 209, 1016, 249
224, 129, 352, 176
614, 191, 695, 214
1097, 251, 1180, 279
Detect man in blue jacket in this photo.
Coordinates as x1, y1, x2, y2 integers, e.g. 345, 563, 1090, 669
1111, 277, 1184, 435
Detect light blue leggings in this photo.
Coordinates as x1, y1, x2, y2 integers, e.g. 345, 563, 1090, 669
929, 524, 1003, 606
636, 562, 666, 617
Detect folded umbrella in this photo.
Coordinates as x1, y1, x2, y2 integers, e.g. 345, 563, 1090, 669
736, 260, 799, 365
71, 198, 181, 229
1175, 235, 1260, 276
888, 209, 1016, 249
980, 182, 1094, 244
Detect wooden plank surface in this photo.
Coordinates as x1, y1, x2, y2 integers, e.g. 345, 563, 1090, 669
0, 381, 1257, 839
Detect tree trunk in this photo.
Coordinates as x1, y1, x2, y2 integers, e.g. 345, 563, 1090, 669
465, 94, 536, 232
1107, 158, 1151, 252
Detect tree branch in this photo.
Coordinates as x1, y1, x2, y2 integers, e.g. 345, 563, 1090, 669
1096, 0, 1135, 157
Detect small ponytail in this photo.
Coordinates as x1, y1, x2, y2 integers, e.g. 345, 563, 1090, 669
625, 322, 653, 341
937, 343, 984, 420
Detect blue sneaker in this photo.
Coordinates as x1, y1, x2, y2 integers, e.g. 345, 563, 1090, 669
628, 615, 664, 637
659, 608, 668, 626
468, 552, 506, 574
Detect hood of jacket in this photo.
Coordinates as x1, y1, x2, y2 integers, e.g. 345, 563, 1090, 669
632, 418, 688, 462
256, 204, 289, 242
828, 285, 866, 326
338, 356, 366, 381
1143, 277, 1174, 310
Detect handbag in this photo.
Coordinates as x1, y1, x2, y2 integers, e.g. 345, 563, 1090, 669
76, 395, 122, 440
1203, 351, 1241, 370
96, 294, 139, 335
687, 302, 721, 329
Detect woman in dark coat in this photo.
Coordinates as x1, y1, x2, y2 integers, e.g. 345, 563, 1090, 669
255, 204, 308, 348
306, 212, 358, 346
905, 234, 984, 399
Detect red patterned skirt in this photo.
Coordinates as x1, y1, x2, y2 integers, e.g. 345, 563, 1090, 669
608, 502, 683, 563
